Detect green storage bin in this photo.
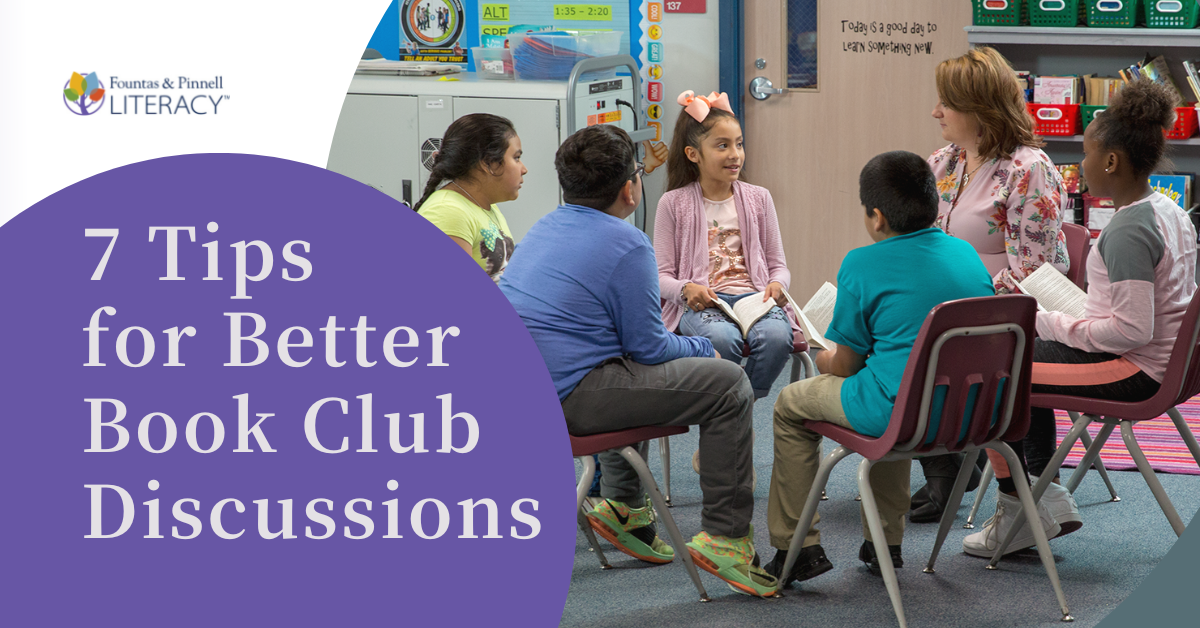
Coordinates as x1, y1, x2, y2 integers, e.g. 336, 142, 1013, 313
974, 0, 1029, 25
1030, 0, 1086, 26
1082, 104, 1108, 130
1145, 0, 1200, 27
1087, 0, 1142, 27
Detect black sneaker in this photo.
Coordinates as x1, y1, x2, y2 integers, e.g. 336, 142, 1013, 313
858, 541, 903, 576
763, 545, 833, 587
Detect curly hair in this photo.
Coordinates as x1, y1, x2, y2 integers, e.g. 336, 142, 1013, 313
1090, 78, 1177, 178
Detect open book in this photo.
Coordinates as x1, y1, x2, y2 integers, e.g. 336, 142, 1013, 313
784, 282, 837, 351
710, 282, 839, 350
1016, 264, 1088, 319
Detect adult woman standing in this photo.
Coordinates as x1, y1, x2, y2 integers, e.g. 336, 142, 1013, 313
911, 47, 1071, 523
415, 113, 526, 282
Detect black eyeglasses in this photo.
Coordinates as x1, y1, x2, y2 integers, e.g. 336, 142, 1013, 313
629, 161, 646, 181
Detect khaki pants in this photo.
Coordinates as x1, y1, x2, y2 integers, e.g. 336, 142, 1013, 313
768, 374, 911, 549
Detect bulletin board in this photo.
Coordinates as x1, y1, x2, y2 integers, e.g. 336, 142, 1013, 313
477, 0, 633, 57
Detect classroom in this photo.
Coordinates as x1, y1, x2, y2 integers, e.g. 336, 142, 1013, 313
328, 1, 1200, 625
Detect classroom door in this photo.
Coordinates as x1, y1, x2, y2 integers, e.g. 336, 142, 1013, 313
741, 0, 971, 302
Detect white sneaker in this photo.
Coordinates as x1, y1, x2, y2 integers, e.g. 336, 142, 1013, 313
963, 491, 1061, 557
1031, 475, 1083, 537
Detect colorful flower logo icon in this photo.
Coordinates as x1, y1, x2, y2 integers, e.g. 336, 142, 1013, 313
63, 72, 105, 116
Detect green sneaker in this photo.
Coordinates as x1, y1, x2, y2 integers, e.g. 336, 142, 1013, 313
686, 525, 779, 597
587, 500, 674, 564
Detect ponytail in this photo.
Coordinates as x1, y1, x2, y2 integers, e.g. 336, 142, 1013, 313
413, 113, 516, 211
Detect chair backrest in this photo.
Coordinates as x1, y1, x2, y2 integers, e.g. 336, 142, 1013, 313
1061, 222, 1091, 290
1147, 294, 1200, 411
862, 295, 1037, 459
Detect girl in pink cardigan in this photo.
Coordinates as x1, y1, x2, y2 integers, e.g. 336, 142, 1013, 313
654, 91, 801, 401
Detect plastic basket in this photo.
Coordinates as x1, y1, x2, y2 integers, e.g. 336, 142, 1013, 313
1087, 0, 1142, 27
1145, 0, 1200, 27
1166, 105, 1199, 139
509, 31, 623, 81
1081, 104, 1108, 130
1029, 103, 1081, 136
1030, 0, 1086, 26
471, 47, 514, 80
973, 0, 1028, 25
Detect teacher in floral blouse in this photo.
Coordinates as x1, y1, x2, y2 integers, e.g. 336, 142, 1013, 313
911, 46, 1070, 523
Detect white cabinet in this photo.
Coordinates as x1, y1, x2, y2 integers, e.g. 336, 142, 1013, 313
327, 94, 421, 203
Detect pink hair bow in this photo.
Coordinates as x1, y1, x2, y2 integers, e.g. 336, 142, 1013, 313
677, 90, 734, 122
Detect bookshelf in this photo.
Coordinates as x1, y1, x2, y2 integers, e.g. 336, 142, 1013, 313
966, 26, 1200, 48
966, 25, 1200, 208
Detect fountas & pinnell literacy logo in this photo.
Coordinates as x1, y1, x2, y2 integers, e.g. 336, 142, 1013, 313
63, 72, 229, 116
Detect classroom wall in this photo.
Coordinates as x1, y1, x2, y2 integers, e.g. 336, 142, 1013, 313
639, 6, 721, 237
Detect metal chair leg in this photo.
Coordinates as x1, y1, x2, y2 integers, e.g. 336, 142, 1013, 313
857, 457, 907, 628
1068, 411, 1119, 502
790, 353, 803, 383
575, 456, 611, 568
1167, 406, 1200, 470
965, 461, 993, 529
781, 446, 853, 584
658, 437, 672, 506
1121, 420, 1186, 537
928, 449, 980, 572
990, 415, 1097, 563
990, 443, 1073, 622
618, 446, 710, 602
1064, 420, 1115, 494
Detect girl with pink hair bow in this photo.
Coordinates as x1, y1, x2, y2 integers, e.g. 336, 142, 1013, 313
653, 89, 801, 455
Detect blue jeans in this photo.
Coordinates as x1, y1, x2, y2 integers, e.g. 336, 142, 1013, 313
679, 292, 793, 399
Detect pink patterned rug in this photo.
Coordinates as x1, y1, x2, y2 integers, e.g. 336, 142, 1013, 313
1054, 397, 1200, 476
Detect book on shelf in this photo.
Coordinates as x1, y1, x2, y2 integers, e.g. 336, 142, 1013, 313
1085, 76, 1122, 106
710, 282, 837, 350
1149, 173, 1195, 211
1034, 76, 1081, 105
1017, 264, 1088, 320
1184, 60, 1200, 103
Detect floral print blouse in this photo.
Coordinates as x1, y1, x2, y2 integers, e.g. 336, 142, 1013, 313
928, 144, 1069, 294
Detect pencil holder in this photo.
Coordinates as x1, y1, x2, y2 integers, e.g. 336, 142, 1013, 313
1145, 0, 1200, 27
973, 0, 1028, 25
1081, 104, 1107, 131
1087, 0, 1142, 27
1166, 105, 1199, 139
1030, 0, 1086, 26
1028, 103, 1081, 136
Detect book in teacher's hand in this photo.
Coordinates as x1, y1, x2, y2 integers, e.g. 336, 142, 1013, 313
709, 281, 838, 351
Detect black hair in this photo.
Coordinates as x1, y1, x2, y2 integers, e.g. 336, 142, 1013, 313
858, 151, 939, 234
413, 113, 516, 211
1090, 79, 1177, 179
555, 124, 637, 210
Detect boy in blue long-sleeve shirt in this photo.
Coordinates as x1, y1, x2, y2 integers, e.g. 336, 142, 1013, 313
500, 124, 778, 598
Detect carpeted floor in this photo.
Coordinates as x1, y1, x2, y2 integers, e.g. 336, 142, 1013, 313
563, 370, 1200, 628
1055, 398, 1200, 476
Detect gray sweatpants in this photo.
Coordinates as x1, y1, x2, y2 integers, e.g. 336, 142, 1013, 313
562, 355, 755, 538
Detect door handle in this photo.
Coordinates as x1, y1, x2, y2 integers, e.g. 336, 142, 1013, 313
749, 76, 785, 101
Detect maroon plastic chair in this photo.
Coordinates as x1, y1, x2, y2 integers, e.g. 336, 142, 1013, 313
989, 295, 1200, 561
965, 224, 1116, 528
572, 425, 710, 601
778, 295, 1073, 626
1061, 222, 1091, 290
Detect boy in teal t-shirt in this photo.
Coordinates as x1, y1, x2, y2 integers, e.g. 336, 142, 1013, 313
764, 151, 993, 586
